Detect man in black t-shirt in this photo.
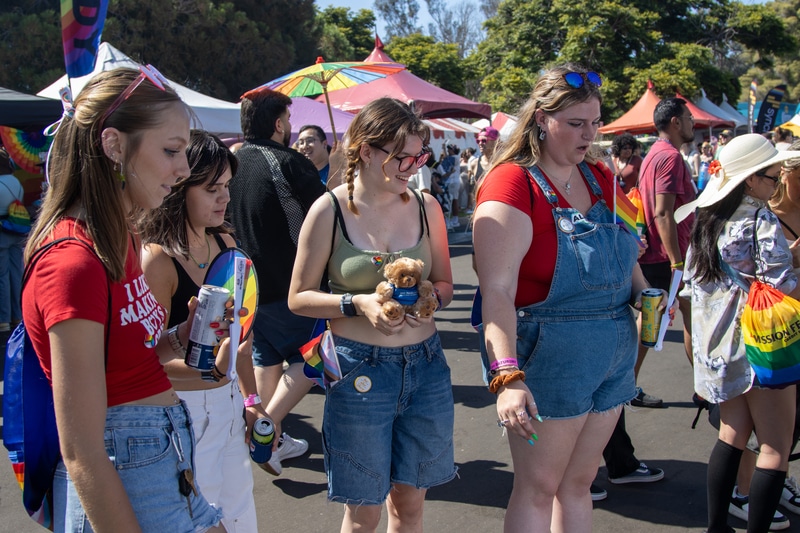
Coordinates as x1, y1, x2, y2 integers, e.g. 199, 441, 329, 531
229, 88, 325, 476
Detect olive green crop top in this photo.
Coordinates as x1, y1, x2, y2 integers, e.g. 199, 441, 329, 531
327, 190, 433, 295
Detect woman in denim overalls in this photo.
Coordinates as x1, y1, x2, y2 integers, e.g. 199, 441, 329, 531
473, 65, 664, 532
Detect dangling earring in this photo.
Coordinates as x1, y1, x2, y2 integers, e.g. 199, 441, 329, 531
538, 127, 546, 141
114, 159, 126, 190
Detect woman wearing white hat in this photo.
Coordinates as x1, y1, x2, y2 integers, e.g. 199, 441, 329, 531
677, 134, 800, 533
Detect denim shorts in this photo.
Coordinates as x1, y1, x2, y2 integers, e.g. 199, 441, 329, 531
514, 309, 637, 419
251, 299, 317, 367
323, 332, 457, 505
53, 402, 222, 533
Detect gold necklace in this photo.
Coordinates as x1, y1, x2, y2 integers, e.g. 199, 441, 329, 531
188, 234, 211, 269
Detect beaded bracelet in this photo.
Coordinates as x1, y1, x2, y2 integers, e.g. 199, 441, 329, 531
489, 358, 518, 372
489, 370, 526, 394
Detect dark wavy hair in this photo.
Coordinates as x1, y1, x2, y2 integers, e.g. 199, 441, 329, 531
240, 88, 292, 141
138, 130, 236, 257
687, 182, 746, 284
611, 133, 638, 157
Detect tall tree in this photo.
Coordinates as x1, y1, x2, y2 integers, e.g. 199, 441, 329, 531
372, 0, 421, 39
316, 7, 376, 62
385, 33, 464, 94
0, 7, 63, 94
467, 0, 796, 116
425, 0, 483, 58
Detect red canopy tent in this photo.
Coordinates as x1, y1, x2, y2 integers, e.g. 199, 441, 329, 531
676, 92, 734, 131
599, 81, 661, 135
317, 37, 491, 120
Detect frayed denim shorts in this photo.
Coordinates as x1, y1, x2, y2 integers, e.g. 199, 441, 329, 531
513, 308, 637, 420
323, 332, 457, 505
53, 401, 222, 533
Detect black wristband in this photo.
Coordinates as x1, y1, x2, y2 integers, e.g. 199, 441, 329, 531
201, 370, 218, 382
340, 293, 357, 317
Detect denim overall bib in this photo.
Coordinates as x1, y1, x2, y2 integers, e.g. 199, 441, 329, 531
514, 163, 639, 419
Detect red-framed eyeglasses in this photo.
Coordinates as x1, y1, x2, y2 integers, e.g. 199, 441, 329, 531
99, 64, 170, 132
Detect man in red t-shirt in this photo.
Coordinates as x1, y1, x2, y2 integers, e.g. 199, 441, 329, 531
636, 97, 697, 405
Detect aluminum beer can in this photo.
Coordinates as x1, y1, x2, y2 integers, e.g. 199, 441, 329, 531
184, 285, 230, 370
250, 417, 275, 464
640, 288, 663, 347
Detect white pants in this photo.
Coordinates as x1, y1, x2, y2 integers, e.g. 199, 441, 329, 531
179, 381, 257, 533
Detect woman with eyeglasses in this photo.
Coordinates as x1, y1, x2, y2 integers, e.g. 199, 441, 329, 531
288, 97, 455, 532
23, 69, 226, 532
473, 64, 659, 532
676, 134, 800, 533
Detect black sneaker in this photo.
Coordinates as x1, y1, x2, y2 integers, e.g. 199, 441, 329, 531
590, 483, 607, 501
608, 462, 665, 484
630, 387, 664, 408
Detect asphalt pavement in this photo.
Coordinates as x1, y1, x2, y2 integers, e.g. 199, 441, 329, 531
2, 227, 800, 532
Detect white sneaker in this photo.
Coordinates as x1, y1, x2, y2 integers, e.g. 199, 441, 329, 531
258, 433, 308, 476
781, 476, 800, 515
729, 486, 791, 530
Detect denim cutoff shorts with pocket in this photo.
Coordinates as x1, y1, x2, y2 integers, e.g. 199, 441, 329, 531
53, 401, 222, 533
323, 332, 457, 505
513, 308, 637, 419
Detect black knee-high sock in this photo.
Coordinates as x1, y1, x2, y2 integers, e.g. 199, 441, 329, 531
707, 440, 743, 533
747, 467, 786, 533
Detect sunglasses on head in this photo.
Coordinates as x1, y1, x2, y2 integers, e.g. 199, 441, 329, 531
100, 64, 170, 132
370, 145, 431, 172
563, 71, 603, 89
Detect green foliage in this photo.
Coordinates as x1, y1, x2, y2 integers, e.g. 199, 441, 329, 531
385, 33, 465, 95
467, 0, 794, 120
0, 0, 321, 102
0, 8, 63, 94
373, 0, 422, 39
316, 7, 376, 62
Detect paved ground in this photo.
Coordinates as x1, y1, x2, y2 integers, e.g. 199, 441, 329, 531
2, 228, 800, 531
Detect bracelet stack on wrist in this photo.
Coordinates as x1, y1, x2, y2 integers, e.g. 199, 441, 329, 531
167, 325, 185, 356
201, 363, 226, 382
243, 393, 261, 408
489, 357, 518, 374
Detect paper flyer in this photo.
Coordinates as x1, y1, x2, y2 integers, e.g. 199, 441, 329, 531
654, 269, 683, 352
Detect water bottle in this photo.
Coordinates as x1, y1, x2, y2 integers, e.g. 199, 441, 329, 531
698, 161, 710, 191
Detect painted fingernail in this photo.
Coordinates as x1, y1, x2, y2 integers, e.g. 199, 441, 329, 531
209, 322, 220, 328
531, 433, 539, 441
534, 414, 543, 423
527, 439, 535, 446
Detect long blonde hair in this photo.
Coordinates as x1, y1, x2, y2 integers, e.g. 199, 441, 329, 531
342, 98, 430, 214
487, 64, 602, 178
27, 68, 185, 280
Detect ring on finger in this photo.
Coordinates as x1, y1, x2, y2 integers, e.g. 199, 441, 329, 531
497, 419, 510, 428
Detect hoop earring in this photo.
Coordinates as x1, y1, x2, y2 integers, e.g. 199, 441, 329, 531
538, 128, 546, 141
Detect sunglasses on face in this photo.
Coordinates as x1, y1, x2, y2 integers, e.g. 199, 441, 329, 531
563, 71, 603, 89
370, 145, 430, 172
100, 64, 170, 132
755, 169, 781, 183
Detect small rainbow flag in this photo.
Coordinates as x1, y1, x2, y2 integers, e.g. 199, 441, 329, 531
627, 187, 647, 236
614, 182, 644, 247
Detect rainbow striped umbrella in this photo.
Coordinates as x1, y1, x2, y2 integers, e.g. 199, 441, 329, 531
243, 57, 405, 139
0, 126, 51, 175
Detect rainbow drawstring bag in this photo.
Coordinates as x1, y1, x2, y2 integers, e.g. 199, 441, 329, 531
741, 280, 800, 388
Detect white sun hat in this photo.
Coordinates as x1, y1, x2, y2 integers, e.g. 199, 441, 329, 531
675, 134, 800, 223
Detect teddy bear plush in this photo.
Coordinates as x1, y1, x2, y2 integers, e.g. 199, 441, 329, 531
375, 257, 438, 320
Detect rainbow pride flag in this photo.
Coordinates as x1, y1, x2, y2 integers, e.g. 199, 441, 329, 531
613, 182, 644, 247
60, 0, 109, 78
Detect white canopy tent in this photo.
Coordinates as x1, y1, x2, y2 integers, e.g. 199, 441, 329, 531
38, 42, 243, 136
715, 93, 749, 132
